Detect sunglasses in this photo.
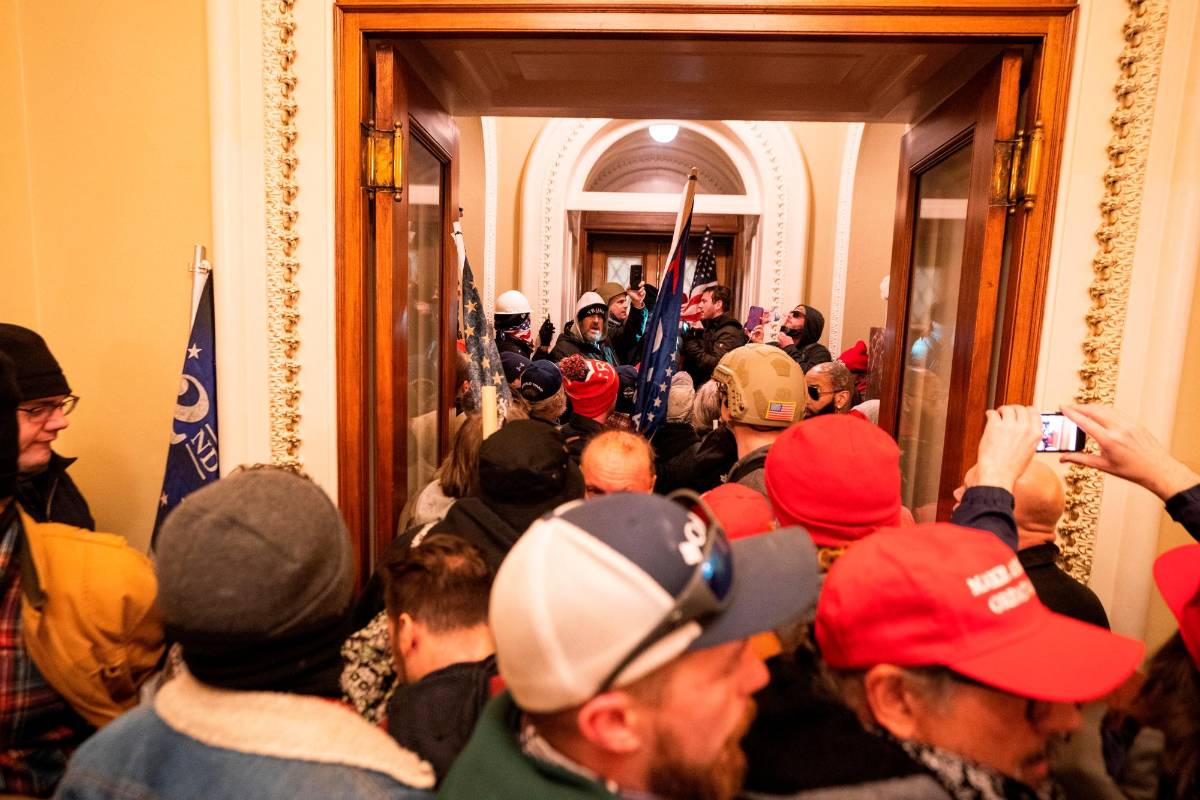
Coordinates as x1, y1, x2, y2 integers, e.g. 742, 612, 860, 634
595, 489, 735, 693
807, 385, 835, 401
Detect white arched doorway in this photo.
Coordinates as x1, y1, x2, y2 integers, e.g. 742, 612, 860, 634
518, 119, 810, 327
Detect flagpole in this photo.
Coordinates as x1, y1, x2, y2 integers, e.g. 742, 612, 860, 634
188, 244, 211, 325
667, 168, 699, 257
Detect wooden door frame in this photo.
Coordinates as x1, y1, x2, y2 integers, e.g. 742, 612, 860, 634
878, 50, 1024, 520
334, 0, 1078, 568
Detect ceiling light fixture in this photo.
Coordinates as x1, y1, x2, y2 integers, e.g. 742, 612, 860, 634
648, 123, 679, 144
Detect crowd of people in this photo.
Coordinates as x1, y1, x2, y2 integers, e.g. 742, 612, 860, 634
2, 284, 1200, 800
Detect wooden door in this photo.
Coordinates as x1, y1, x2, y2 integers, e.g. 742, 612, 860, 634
339, 42, 459, 580
878, 50, 1023, 522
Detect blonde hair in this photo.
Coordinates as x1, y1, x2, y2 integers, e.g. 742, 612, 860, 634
515, 385, 568, 424
435, 415, 484, 499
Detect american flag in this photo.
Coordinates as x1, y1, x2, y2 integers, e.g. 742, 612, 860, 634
679, 226, 717, 325
457, 234, 511, 418
633, 170, 698, 435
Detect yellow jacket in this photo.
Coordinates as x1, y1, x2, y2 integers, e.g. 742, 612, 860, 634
18, 509, 164, 727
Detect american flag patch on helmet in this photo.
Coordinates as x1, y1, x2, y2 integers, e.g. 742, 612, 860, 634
765, 401, 796, 421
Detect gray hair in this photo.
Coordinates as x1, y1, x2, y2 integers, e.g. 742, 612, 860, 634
691, 379, 722, 432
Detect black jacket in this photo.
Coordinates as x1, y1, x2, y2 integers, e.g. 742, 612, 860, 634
1019, 543, 1110, 628
386, 655, 498, 785
16, 452, 94, 530
560, 413, 605, 462
649, 421, 698, 474
743, 649, 941, 797
548, 326, 618, 366
605, 304, 648, 366
654, 424, 737, 495
777, 305, 832, 374
681, 312, 748, 385
496, 335, 551, 362
950, 485, 1018, 552
1167, 483, 1200, 541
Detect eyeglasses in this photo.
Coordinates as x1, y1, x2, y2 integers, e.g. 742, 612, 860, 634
595, 489, 735, 693
807, 385, 835, 401
17, 395, 79, 422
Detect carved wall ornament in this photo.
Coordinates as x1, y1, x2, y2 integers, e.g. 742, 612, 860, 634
262, 0, 302, 467
1059, 0, 1168, 581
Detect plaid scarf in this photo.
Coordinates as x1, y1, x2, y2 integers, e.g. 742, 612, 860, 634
0, 509, 90, 796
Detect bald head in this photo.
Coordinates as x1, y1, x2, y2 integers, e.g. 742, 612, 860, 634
1012, 460, 1065, 549
580, 430, 655, 498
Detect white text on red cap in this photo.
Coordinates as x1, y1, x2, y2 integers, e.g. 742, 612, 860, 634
966, 558, 1037, 615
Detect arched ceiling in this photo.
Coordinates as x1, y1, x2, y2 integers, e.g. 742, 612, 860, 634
583, 126, 745, 195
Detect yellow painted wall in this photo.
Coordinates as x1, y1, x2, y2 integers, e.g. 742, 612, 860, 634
497, 117, 547, 295
789, 122, 848, 315
841, 123, 906, 351
0, 0, 213, 552
1144, 259, 1200, 652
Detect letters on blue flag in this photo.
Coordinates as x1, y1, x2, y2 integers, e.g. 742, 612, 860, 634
153, 273, 219, 543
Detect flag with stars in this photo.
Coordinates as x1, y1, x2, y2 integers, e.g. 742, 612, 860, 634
680, 225, 717, 325
460, 249, 512, 418
153, 268, 219, 545
634, 169, 698, 435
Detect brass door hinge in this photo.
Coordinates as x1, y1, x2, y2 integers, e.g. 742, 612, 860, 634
990, 120, 1044, 214
362, 122, 403, 193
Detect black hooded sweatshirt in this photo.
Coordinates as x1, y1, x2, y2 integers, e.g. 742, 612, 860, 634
777, 304, 832, 374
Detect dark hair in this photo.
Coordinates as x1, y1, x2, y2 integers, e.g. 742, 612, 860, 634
1138, 632, 1200, 800
382, 535, 493, 632
704, 285, 732, 314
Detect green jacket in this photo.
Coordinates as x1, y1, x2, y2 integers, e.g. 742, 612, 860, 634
438, 692, 619, 800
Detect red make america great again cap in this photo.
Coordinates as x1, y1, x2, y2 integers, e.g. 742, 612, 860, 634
816, 523, 1143, 703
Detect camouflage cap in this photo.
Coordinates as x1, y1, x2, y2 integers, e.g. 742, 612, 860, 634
712, 344, 805, 428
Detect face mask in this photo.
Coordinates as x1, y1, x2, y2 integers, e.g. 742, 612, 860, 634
782, 325, 804, 340
514, 317, 533, 344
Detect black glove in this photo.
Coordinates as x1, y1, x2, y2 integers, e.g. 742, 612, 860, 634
538, 317, 555, 348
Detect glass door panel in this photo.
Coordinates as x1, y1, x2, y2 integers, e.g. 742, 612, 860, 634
406, 136, 444, 498
896, 145, 971, 516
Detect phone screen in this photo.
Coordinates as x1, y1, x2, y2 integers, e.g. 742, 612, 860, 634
1038, 413, 1086, 453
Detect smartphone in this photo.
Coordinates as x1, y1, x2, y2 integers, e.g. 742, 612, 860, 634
628, 263, 643, 289
745, 305, 764, 332
1038, 412, 1087, 453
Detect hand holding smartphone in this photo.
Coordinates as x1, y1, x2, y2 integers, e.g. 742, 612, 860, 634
628, 264, 643, 291
745, 305, 764, 333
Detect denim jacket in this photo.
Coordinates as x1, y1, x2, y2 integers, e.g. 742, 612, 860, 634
54, 670, 434, 800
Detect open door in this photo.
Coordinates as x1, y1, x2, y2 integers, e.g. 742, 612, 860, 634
339, 42, 459, 580
879, 50, 1024, 522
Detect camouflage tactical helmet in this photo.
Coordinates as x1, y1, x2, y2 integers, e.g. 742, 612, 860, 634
712, 344, 805, 428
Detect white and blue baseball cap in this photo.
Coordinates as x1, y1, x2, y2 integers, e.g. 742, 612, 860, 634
490, 492, 820, 712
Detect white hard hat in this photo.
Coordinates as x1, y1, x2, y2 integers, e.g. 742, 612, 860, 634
495, 290, 532, 316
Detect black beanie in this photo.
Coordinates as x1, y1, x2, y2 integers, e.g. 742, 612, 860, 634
0, 324, 70, 401
0, 353, 19, 500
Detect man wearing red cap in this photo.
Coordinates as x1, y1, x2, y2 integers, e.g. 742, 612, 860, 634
559, 356, 620, 459
810, 524, 1142, 799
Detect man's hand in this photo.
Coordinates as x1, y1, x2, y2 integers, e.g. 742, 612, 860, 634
749, 324, 765, 344
971, 405, 1042, 493
538, 317, 555, 348
627, 282, 647, 310
1061, 404, 1200, 501
776, 330, 795, 348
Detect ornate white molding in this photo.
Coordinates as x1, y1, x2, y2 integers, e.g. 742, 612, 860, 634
1060, 0, 1169, 581
261, 0, 302, 468
520, 119, 808, 327
828, 122, 864, 356
482, 116, 499, 317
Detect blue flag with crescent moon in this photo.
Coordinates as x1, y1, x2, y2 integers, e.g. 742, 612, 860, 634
153, 273, 219, 544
